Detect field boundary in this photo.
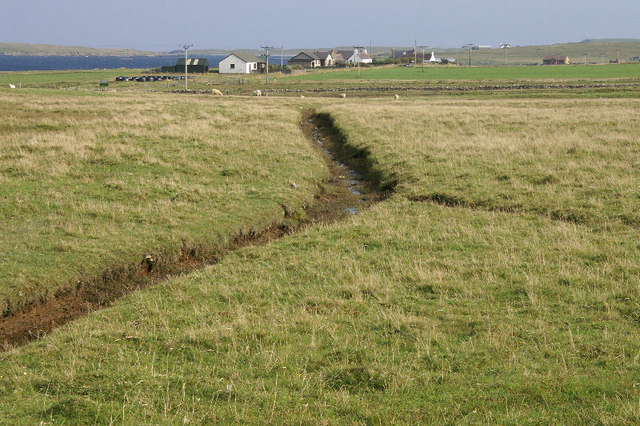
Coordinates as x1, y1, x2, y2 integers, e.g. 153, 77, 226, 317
264, 82, 640, 96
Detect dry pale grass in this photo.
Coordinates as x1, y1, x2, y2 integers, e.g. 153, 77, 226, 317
0, 91, 325, 314
322, 98, 640, 227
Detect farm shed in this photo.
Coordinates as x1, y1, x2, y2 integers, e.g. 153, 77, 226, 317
219, 53, 263, 74
542, 55, 571, 65
161, 58, 210, 73
288, 52, 322, 68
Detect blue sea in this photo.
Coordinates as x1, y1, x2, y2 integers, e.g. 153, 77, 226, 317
0, 54, 290, 71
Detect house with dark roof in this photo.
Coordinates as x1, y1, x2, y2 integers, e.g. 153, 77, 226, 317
390, 48, 433, 62
219, 53, 264, 74
161, 58, 209, 73
542, 55, 571, 65
391, 48, 413, 59
313, 51, 334, 67
336, 49, 372, 64
288, 51, 322, 68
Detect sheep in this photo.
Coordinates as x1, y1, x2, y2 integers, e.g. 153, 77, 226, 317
211, 89, 223, 96
394, 94, 400, 100
339, 93, 346, 98
253, 90, 262, 97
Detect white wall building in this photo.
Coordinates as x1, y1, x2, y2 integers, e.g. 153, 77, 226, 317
337, 49, 373, 65
219, 53, 262, 74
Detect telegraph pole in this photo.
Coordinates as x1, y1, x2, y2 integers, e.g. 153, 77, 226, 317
354, 46, 364, 77
464, 44, 474, 67
418, 45, 427, 72
261, 46, 273, 84
501, 43, 511, 65
182, 44, 193, 91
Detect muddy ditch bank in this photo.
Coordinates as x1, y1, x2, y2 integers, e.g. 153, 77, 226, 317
0, 111, 391, 350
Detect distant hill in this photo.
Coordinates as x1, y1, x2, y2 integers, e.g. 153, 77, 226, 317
427, 39, 640, 66
0, 42, 158, 56
2, 39, 639, 64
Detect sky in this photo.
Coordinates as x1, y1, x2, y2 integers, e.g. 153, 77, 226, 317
1, 0, 639, 51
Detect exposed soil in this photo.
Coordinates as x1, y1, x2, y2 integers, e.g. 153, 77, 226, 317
0, 110, 388, 351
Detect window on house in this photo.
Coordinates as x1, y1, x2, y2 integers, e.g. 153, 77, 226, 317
230, 63, 235, 69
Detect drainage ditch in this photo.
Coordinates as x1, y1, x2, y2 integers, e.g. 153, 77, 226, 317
0, 110, 390, 350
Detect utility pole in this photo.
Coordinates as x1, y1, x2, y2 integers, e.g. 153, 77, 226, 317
464, 43, 475, 67
261, 46, 273, 84
182, 44, 192, 91
418, 45, 427, 72
281, 46, 284, 68
354, 46, 364, 77
414, 39, 417, 67
501, 43, 511, 65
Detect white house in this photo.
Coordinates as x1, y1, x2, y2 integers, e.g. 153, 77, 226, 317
336, 49, 373, 65
219, 53, 263, 74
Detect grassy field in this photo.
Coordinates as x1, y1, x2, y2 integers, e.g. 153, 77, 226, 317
0, 89, 325, 315
0, 70, 134, 86
1, 81, 640, 422
293, 63, 640, 81
3, 66, 640, 100
1, 198, 639, 423
320, 98, 640, 228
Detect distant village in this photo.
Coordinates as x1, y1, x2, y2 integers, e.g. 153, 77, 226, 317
159, 46, 584, 75
217, 48, 382, 75
161, 47, 455, 75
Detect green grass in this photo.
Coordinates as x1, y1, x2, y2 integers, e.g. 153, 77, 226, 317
292, 63, 640, 81
1, 88, 640, 423
1, 199, 638, 423
0, 70, 134, 86
0, 90, 325, 314
321, 98, 640, 229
